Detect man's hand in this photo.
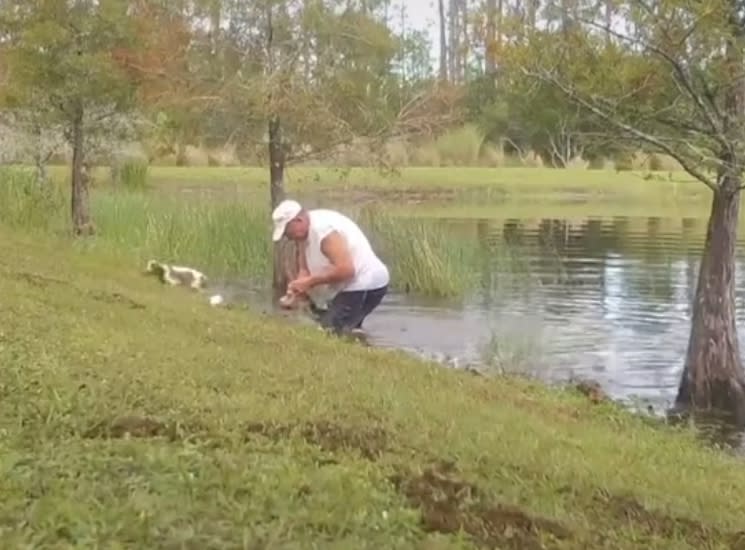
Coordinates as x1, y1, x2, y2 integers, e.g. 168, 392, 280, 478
286, 231, 355, 295
288, 275, 314, 295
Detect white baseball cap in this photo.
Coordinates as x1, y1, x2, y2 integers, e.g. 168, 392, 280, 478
272, 199, 303, 242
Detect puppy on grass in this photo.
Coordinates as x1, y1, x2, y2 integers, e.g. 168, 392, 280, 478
145, 260, 208, 290
145, 260, 227, 307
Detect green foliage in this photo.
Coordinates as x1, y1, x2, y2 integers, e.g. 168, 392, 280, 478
613, 152, 634, 172
434, 124, 485, 166
0, 167, 66, 233
91, 193, 272, 280
504, 4, 742, 182
111, 157, 150, 190
358, 206, 483, 298
648, 154, 664, 172
466, 61, 611, 165
1, 0, 138, 120
156, 0, 424, 163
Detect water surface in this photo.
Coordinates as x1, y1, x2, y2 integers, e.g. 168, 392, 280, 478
283, 215, 745, 417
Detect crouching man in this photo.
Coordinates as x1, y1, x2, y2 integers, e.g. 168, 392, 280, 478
271, 199, 390, 335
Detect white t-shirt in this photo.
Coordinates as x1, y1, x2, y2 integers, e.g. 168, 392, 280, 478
303, 209, 389, 306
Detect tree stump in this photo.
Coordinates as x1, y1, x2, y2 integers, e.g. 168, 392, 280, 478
273, 237, 300, 300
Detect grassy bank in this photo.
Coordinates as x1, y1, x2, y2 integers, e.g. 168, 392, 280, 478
38, 164, 712, 202
2, 229, 745, 548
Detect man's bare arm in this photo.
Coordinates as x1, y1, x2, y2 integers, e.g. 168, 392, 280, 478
296, 240, 309, 278
306, 231, 355, 287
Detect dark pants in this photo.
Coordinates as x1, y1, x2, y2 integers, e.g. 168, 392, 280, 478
310, 285, 388, 334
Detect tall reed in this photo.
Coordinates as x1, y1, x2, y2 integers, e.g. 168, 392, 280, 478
111, 157, 149, 189
0, 167, 67, 234
358, 206, 482, 297
90, 192, 271, 279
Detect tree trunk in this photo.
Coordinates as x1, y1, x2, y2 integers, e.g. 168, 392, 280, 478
675, 183, 745, 423
448, 0, 458, 82
485, 0, 498, 75
268, 114, 299, 296
268, 114, 285, 209
604, 0, 612, 46
438, 0, 447, 80
459, 0, 468, 80
31, 123, 49, 187
675, 7, 745, 424
527, 0, 538, 31
266, 3, 299, 298
70, 102, 93, 237
560, 0, 571, 35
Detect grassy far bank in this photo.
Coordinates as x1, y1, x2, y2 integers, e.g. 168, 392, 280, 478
38, 163, 714, 202
2, 229, 745, 549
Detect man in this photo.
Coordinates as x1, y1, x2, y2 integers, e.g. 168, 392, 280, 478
271, 199, 390, 335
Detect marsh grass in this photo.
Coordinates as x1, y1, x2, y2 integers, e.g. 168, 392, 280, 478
111, 157, 149, 189
91, 192, 271, 279
359, 207, 483, 297
360, 205, 540, 298
0, 167, 67, 234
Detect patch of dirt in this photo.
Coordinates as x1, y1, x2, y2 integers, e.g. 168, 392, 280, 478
87, 289, 146, 310
572, 379, 609, 404
83, 415, 189, 440
9, 270, 145, 310
245, 420, 388, 460
309, 186, 475, 205
593, 490, 745, 547
9, 271, 68, 288
390, 463, 572, 549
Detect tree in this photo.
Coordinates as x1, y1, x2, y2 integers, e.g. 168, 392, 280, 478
201, 0, 454, 293
0, 97, 65, 185
439, 0, 448, 80
1, 0, 140, 236
515, 0, 745, 422
112, 0, 200, 165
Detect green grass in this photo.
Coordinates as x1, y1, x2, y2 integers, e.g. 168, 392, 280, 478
111, 156, 150, 190
359, 207, 482, 298
2, 229, 745, 548
148, 165, 706, 200
37, 163, 708, 198
29, 164, 718, 232
358, 206, 537, 298
0, 167, 272, 281
91, 192, 271, 280
0, 167, 68, 233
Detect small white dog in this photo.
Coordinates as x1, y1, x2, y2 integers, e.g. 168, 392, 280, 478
145, 260, 208, 290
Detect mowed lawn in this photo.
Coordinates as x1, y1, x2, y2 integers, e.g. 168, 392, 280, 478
1, 228, 745, 549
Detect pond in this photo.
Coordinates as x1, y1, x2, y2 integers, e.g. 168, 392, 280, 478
364, 216, 714, 413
